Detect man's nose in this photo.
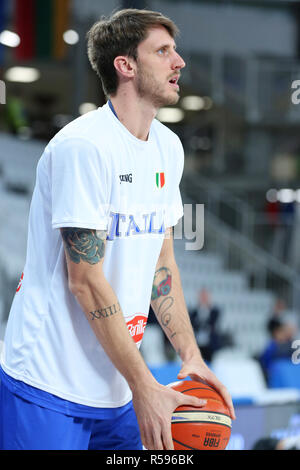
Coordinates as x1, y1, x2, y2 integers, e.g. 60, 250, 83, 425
173, 51, 185, 70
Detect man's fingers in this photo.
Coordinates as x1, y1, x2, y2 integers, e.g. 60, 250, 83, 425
152, 424, 165, 450
177, 368, 188, 379
145, 422, 175, 450
177, 373, 235, 420
162, 422, 174, 451
220, 389, 235, 420
139, 421, 152, 450
223, 392, 236, 420
205, 377, 236, 420
177, 392, 207, 408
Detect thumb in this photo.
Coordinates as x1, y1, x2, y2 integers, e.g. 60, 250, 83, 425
177, 367, 190, 379
178, 392, 207, 408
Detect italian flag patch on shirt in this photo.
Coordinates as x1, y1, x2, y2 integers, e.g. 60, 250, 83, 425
156, 172, 165, 189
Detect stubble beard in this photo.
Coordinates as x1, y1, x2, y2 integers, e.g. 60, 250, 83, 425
136, 63, 180, 109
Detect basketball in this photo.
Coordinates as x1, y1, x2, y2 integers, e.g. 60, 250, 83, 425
170, 380, 232, 450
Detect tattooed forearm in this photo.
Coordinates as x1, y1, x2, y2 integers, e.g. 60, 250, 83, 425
89, 302, 121, 321
61, 228, 106, 265
151, 267, 172, 301
157, 296, 176, 339
152, 266, 177, 337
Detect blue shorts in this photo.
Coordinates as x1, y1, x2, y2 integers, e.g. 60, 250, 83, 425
0, 381, 143, 450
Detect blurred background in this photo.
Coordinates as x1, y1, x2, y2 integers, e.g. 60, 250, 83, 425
1, 0, 300, 450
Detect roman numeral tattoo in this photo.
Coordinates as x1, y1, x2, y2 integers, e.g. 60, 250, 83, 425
89, 302, 121, 321
61, 228, 106, 265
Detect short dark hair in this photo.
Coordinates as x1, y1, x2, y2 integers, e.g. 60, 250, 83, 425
87, 8, 179, 97
267, 318, 283, 336
252, 437, 279, 450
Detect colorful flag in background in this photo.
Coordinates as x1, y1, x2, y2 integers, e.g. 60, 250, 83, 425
15, 0, 70, 61
0, 0, 8, 66
53, 0, 70, 60
15, 0, 35, 61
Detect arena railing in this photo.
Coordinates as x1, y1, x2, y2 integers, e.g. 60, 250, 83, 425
181, 175, 300, 311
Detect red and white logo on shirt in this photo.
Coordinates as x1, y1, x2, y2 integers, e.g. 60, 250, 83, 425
126, 313, 148, 345
16, 272, 24, 292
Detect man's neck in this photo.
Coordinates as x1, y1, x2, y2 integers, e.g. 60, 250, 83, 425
109, 92, 157, 142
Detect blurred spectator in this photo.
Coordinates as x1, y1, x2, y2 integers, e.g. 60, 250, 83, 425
189, 288, 232, 363
267, 297, 298, 333
147, 305, 173, 361
252, 437, 281, 450
265, 197, 280, 227
259, 318, 296, 378
31, 93, 58, 140
271, 152, 297, 184
289, 200, 300, 270
252, 435, 300, 450
267, 200, 295, 263
280, 200, 295, 263
4, 89, 29, 137
264, 192, 281, 258
268, 298, 288, 321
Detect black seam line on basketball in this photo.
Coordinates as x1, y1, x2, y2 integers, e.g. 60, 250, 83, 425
172, 421, 232, 430
179, 387, 214, 393
172, 439, 197, 450
173, 410, 229, 417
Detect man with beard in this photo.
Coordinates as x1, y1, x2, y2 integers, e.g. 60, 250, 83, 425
0, 9, 235, 450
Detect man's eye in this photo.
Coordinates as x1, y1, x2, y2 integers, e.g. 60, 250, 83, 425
158, 48, 167, 55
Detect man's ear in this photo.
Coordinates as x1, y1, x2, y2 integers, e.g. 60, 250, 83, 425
113, 56, 136, 79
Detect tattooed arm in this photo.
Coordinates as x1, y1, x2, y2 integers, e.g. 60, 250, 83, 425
60, 227, 205, 450
150, 227, 199, 361
150, 227, 235, 420
60, 227, 154, 387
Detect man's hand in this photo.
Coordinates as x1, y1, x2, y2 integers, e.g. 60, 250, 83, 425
131, 381, 207, 450
177, 355, 236, 421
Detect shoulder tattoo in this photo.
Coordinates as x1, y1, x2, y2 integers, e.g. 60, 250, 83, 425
61, 228, 106, 265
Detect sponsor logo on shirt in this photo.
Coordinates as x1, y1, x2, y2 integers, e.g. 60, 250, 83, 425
126, 313, 148, 344
16, 272, 24, 292
119, 173, 133, 184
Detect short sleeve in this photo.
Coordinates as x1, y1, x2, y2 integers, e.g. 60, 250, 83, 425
51, 138, 110, 230
165, 137, 184, 228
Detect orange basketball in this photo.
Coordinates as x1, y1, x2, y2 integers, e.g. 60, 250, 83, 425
170, 380, 232, 450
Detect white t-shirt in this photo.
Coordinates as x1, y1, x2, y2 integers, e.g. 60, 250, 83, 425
1, 103, 184, 408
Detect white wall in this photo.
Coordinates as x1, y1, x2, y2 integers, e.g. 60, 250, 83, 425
71, 0, 297, 57
150, 1, 297, 57
72, 0, 120, 21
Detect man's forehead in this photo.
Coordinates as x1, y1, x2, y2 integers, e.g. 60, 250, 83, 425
139, 25, 176, 50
